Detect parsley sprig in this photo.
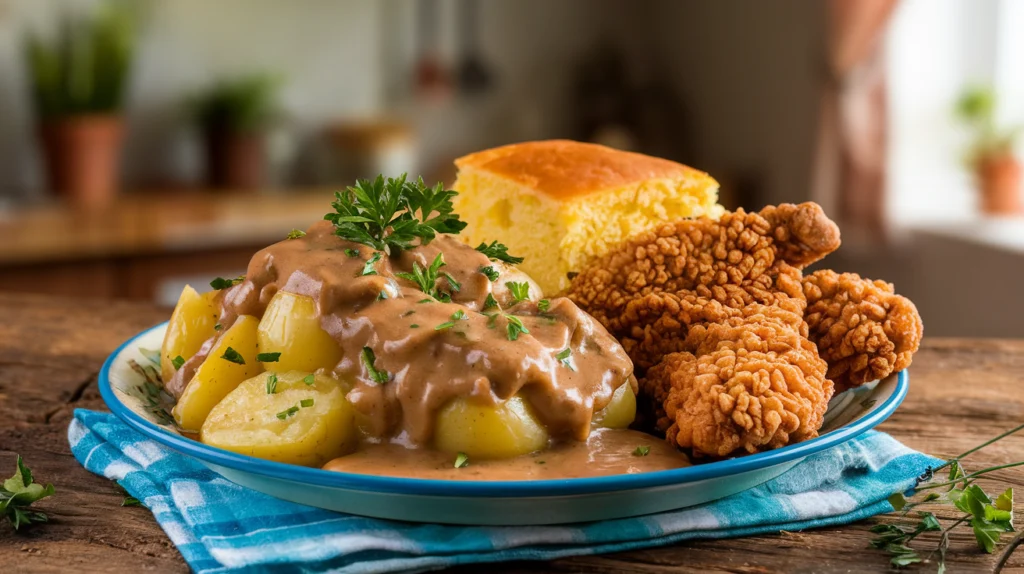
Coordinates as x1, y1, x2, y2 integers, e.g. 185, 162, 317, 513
396, 253, 459, 302
506, 281, 530, 303
475, 241, 524, 264
1, 456, 54, 531
360, 346, 390, 384
325, 174, 466, 252
872, 422, 1024, 570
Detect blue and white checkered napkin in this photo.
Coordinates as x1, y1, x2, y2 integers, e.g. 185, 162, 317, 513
69, 408, 939, 574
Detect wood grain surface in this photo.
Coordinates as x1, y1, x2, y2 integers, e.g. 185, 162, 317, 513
1, 293, 1022, 573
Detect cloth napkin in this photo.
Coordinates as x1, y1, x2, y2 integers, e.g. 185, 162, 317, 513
69, 409, 939, 574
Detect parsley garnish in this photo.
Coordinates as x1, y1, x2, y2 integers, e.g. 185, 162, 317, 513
633, 446, 651, 457
1, 456, 54, 530
436, 310, 468, 332
454, 452, 469, 468
506, 281, 530, 303
303, 374, 316, 385
257, 352, 281, 363
556, 348, 575, 371
505, 315, 529, 341
361, 252, 383, 276
276, 406, 300, 420
418, 298, 433, 304
220, 347, 245, 365
396, 253, 452, 301
444, 272, 461, 293
451, 309, 467, 321
286, 229, 306, 239
121, 496, 142, 507
377, 290, 389, 301
483, 293, 499, 310
214, 323, 222, 331
266, 373, 278, 394
480, 266, 499, 281
475, 240, 524, 264
361, 346, 389, 384
435, 321, 456, 331
410, 324, 420, 328
345, 248, 360, 257
300, 398, 314, 408
325, 174, 466, 252
538, 299, 551, 312
210, 276, 244, 290
171, 355, 185, 370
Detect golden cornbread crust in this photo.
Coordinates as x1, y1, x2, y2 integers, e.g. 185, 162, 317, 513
454, 140, 717, 200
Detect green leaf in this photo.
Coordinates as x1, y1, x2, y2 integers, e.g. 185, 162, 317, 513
303, 374, 315, 385
475, 240, 524, 265
300, 399, 314, 408
995, 488, 1013, 512
632, 445, 651, 457
256, 352, 281, 363
2, 456, 54, 530
266, 373, 278, 394
983, 504, 1013, 528
479, 266, 499, 281
220, 347, 245, 365
888, 492, 907, 512
286, 229, 306, 239
360, 346, 389, 384
210, 276, 244, 290
971, 517, 1002, 553
505, 281, 530, 303
361, 252, 383, 276
890, 552, 922, 567
454, 452, 469, 468
505, 315, 529, 341
122, 496, 142, 507
538, 299, 551, 312
483, 293, 499, 310
555, 348, 574, 371
918, 512, 942, 532
171, 355, 185, 370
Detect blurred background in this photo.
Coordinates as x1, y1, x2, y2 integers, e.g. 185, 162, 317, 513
0, 0, 1020, 337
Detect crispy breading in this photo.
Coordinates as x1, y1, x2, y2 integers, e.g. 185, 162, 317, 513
565, 203, 840, 340
652, 304, 833, 458
802, 270, 923, 391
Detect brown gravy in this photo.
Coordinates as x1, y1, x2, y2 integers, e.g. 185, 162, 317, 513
167, 221, 635, 447
322, 429, 689, 480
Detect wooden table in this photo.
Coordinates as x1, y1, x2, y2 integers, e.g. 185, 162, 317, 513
1, 292, 1022, 573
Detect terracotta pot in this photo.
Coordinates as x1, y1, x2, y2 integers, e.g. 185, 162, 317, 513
203, 128, 266, 190
39, 115, 124, 208
977, 154, 1023, 215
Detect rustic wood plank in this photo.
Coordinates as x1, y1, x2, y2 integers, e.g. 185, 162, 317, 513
1, 293, 1021, 573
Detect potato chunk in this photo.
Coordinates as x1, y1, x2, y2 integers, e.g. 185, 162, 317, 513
160, 285, 220, 384
434, 394, 549, 459
201, 371, 356, 467
172, 315, 263, 431
591, 382, 636, 429
257, 291, 343, 372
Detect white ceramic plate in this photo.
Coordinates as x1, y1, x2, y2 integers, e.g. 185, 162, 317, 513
100, 323, 908, 525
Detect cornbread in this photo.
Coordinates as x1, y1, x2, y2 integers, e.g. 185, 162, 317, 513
452, 140, 723, 294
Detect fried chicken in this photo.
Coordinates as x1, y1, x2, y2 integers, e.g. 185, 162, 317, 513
802, 270, 923, 391
649, 304, 833, 458
565, 202, 841, 342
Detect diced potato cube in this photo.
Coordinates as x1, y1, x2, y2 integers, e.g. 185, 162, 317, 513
434, 394, 549, 459
257, 291, 343, 372
173, 315, 263, 431
160, 285, 220, 384
201, 371, 356, 467
591, 382, 636, 429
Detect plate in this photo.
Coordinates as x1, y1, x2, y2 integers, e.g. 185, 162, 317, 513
99, 323, 908, 525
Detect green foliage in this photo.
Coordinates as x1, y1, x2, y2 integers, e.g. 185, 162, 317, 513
955, 86, 1021, 168
24, 2, 135, 117
190, 74, 281, 133
1, 456, 55, 531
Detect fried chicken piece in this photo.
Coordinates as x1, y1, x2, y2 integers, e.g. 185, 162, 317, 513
802, 270, 923, 391
650, 304, 833, 458
566, 203, 841, 339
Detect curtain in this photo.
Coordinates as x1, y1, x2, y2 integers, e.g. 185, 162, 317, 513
811, 0, 899, 233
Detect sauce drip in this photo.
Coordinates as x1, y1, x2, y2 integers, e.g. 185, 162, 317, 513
322, 429, 689, 480
168, 221, 635, 446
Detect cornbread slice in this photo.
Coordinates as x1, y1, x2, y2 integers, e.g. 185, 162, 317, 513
452, 140, 723, 294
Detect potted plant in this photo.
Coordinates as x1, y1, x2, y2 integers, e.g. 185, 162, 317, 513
956, 87, 1022, 215
24, 3, 135, 207
190, 74, 281, 190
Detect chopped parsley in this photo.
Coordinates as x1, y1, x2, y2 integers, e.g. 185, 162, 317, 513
171, 355, 185, 370
303, 374, 316, 385
220, 347, 245, 365
396, 253, 452, 301
286, 229, 306, 239
454, 452, 470, 468
360, 346, 389, 384
276, 406, 300, 420
300, 398, 314, 408
345, 248, 360, 257
434, 321, 456, 331
418, 298, 433, 304
484, 312, 499, 329
257, 352, 281, 363
555, 348, 574, 371
361, 252, 383, 276
451, 309, 467, 321
633, 446, 651, 457
210, 276, 244, 290
506, 281, 530, 303
377, 290, 389, 301
410, 324, 420, 328
213, 323, 222, 331
266, 373, 278, 394
538, 299, 551, 312
483, 293, 499, 310
479, 266, 499, 281
505, 315, 529, 341
325, 174, 466, 252
475, 240, 524, 264
401, 309, 416, 317
436, 309, 468, 331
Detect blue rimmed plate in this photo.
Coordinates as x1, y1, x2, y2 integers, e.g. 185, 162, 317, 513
99, 322, 908, 525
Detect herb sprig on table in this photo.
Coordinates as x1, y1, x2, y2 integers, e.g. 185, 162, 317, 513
1, 456, 55, 531
872, 422, 1024, 570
